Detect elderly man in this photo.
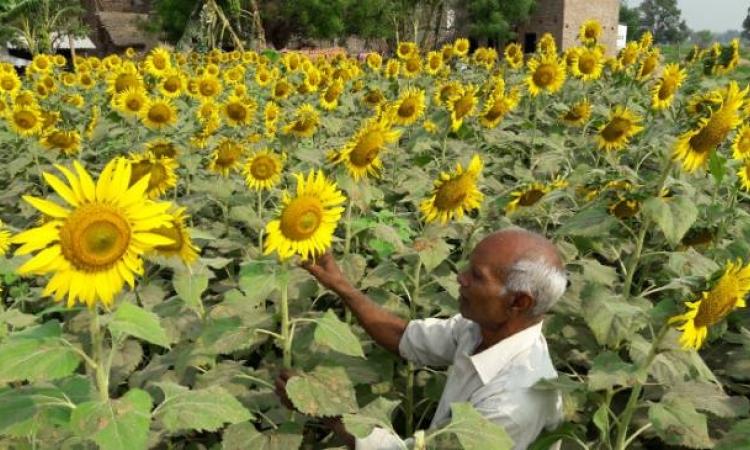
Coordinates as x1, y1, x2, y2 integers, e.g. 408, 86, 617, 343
277, 228, 567, 449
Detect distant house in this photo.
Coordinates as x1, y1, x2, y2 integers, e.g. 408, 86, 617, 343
80, 0, 158, 55
516, 0, 620, 55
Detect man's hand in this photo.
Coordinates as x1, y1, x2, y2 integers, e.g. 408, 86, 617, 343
301, 252, 350, 292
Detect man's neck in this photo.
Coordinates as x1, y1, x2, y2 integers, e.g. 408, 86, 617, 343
474, 317, 541, 355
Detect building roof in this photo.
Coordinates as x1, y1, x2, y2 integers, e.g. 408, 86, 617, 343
96, 11, 152, 47
6, 33, 96, 50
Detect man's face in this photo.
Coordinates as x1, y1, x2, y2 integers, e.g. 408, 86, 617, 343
456, 235, 517, 328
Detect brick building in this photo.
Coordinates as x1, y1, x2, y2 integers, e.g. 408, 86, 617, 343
81, 0, 158, 55
516, 0, 620, 55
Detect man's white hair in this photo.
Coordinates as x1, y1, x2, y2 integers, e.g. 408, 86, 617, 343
501, 258, 567, 316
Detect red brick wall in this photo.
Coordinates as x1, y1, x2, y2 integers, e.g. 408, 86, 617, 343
517, 0, 565, 51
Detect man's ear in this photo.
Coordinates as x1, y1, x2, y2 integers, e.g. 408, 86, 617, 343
511, 292, 535, 315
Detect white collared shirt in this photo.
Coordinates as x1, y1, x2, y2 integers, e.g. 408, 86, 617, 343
356, 314, 562, 450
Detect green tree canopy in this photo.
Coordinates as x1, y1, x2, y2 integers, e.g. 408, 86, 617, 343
0, 0, 87, 54
639, 0, 689, 44
619, 1, 642, 42
465, 0, 535, 46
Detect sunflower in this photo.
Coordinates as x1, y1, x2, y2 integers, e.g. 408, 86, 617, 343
420, 155, 483, 223
433, 81, 461, 107
441, 44, 455, 61
686, 89, 723, 119
570, 46, 604, 81
385, 59, 401, 79
651, 63, 686, 110
366, 52, 382, 71
264, 170, 346, 261
362, 88, 386, 109
41, 129, 81, 156
738, 163, 750, 191
222, 95, 257, 127
159, 70, 187, 97
639, 32, 654, 50
149, 207, 199, 265
128, 152, 178, 198
669, 260, 750, 349
637, 50, 660, 79
0, 70, 21, 95
254, 66, 275, 87
578, 19, 602, 45
331, 118, 401, 180
282, 103, 320, 138
397, 42, 417, 60
144, 47, 172, 78
10, 159, 175, 307
446, 84, 479, 131
208, 139, 245, 176
505, 178, 567, 214
389, 87, 426, 126
243, 149, 284, 191
608, 197, 640, 219
479, 89, 520, 129
0, 220, 10, 255
454, 38, 470, 57
526, 54, 566, 96
402, 55, 422, 78
673, 82, 747, 172
504, 43, 524, 69
426, 51, 444, 76
107, 65, 143, 95
596, 106, 644, 151
537, 33, 557, 56
320, 78, 344, 110
732, 124, 750, 161
145, 139, 180, 159
272, 78, 293, 100
561, 99, 592, 127
194, 73, 223, 101
113, 87, 148, 117
8, 105, 43, 137
141, 98, 178, 130
423, 120, 438, 134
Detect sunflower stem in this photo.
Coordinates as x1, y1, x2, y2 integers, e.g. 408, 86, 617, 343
89, 309, 109, 404
278, 265, 292, 369
622, 161, 672, 299
613, 324, 668, 450
257, 190, 264, 250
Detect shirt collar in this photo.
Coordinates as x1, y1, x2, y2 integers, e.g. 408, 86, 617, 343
469, 321, 544, 385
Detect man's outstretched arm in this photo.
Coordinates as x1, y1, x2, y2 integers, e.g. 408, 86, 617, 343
302, 252, 408, 355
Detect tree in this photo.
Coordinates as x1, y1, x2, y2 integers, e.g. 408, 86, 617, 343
619, 1, 642, 41
742, 7, 750, 41
639, 0, 689, 44
691, 30, 714, 47
464, 0, 535, 47
0, 0, 87, 55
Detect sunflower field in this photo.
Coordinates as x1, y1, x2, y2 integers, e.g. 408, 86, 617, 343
1, 19, 750, 449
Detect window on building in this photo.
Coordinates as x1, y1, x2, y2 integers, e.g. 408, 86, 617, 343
524, 33, 537, 53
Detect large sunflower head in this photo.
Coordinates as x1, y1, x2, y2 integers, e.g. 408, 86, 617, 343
144, 46, 172, 77
128, 152, 178, 198
385, 59, 401, 79
264, 170, 346, 261
420, 155, 484, 223
389, 87, 426, 126
526, 54, 566, 96
578, 19, 602, 45
195, 73, 223, 100
41, 129, 82, 156
10, 158, 176, 307
107, 65, 143, 95
426, 51, 444, 75
673, 82, 747, 172
0, 71, 21, 95
209, 138, 245, 176
561, 98, 592, 127
243, 149, 284, 191
272, 78, 293, 100
397, 41, 417, 60
366, 52, 383, 71
453, 38, 470, 57
637, 50, 660, 79
8, 105, 43, 137
159, 70, 187, 97
596, 106, 644, 151
651, 63, 686, 110
570, 47, 604, 81
505, 178, 566, 214
282, 103, 320, 138
446, 84, 479, 131
669, 260, 750, 349
479, 89, 521, 129
320, 78, 344, 110
732, 124, 750, 161
145, 138, 180, 159
222, 95, 257, 127
618, 42, 640, 68
537, 33, 557, 56
504, 43, 524, 69
332, 118, 402, 180
113, 87, 148, 117
149, 207, 199, 265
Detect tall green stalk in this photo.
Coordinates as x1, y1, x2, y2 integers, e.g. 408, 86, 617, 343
278, 266, 292, 369
89, 309, 109, 403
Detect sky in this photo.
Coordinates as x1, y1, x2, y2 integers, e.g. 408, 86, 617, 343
626, 0, 747, 33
